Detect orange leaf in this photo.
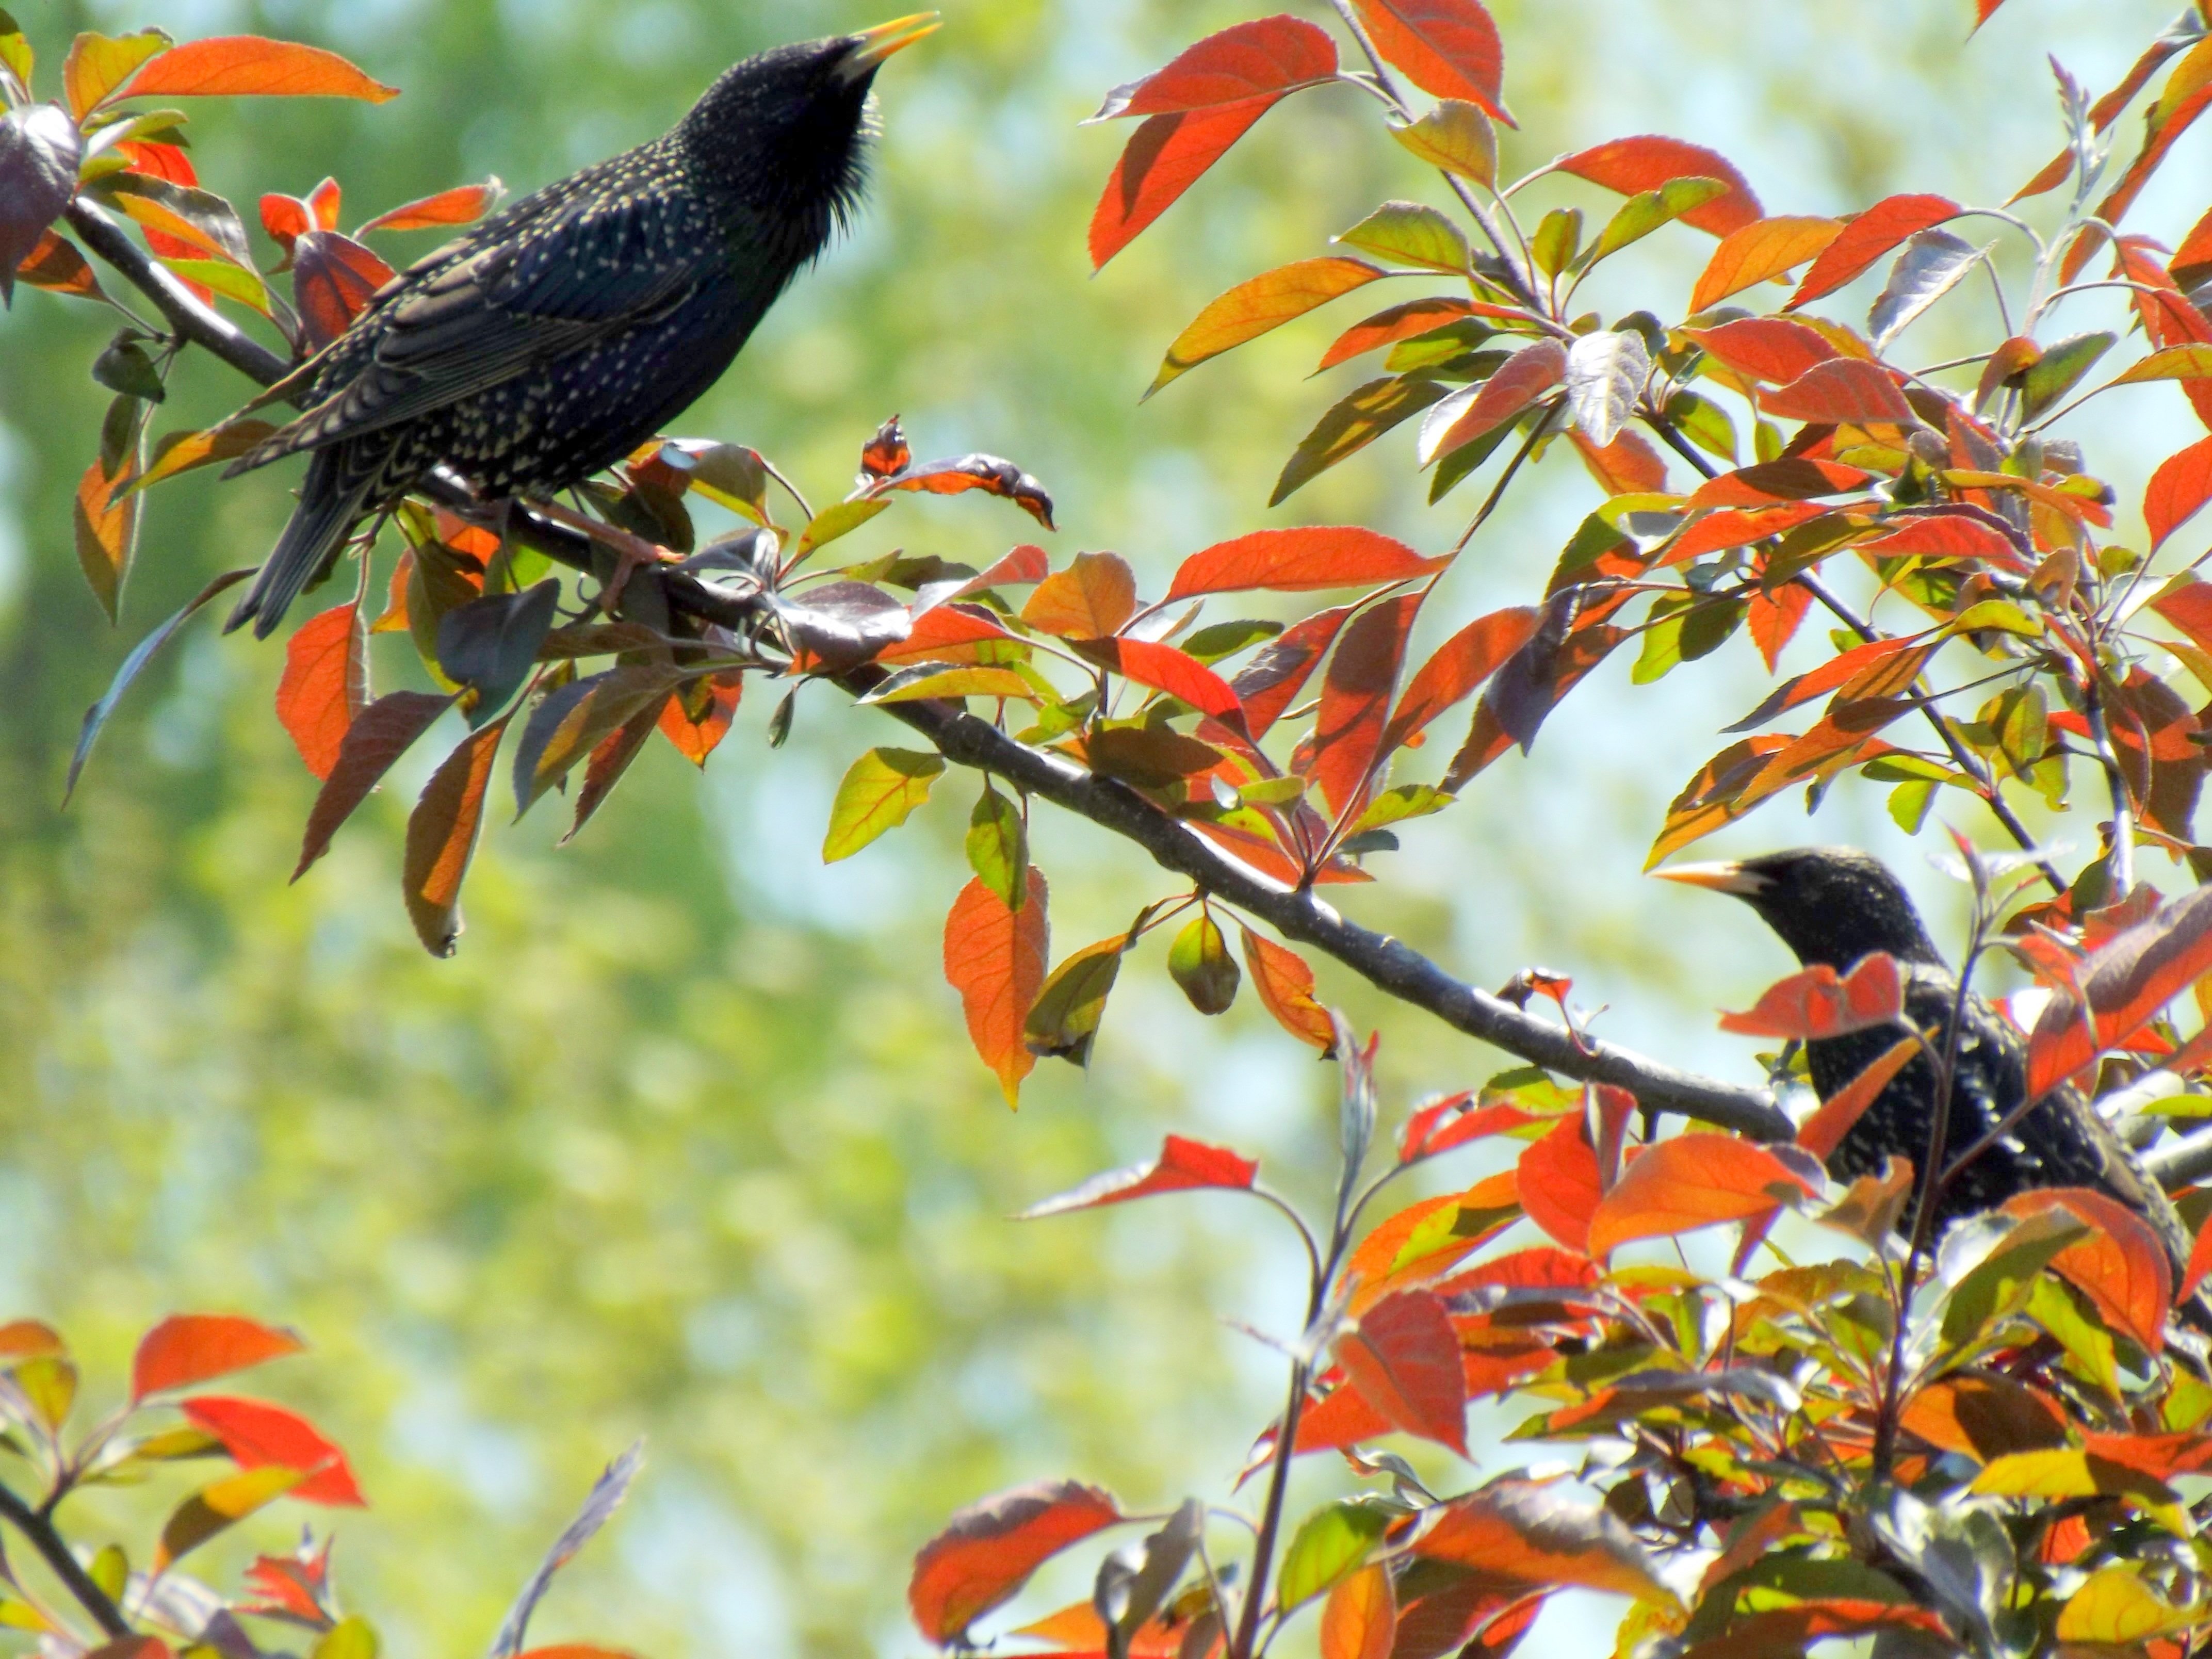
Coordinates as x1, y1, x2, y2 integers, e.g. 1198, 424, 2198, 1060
1760, 359, 1916, 426
908, 1480, 1123, 1644
1787, 194, 1961, 307
944, 870, 1051, 1107
74, 455, 139, 623
1292, 1376, 1395, 1455
1747, 577, 1811, 672
1661, 502, 1830, 567
2186, 1205, 2212, 1299
294, 690, 454, 881
1020, 551, 1136, 639
1319, 296, 1479, 371
1718, 954, 1904, 1040
401, 715, 508, 958
1091, 99, 1278, 269
1556, 135, 1762, 236
1419, 337, 1565, 463
2000, 1188, 2173, 1353
133, 1315, 304, 1402
1689, 215, 1842, 313
1232, 603, 1358, 737
180, 1396, 364, 1506
1308, 593, 1421, 817
1335, 1289, 1468, 1454
1092, 15, 1337, 119
2146, 434, 2212, 549
1149, 256, 1384, 395
275, 602, 366, 780
1586, 1133, 1818, 1259
1414, 1480, 1666, 1600
357, 179, 503, 234
125, 35, 397, 101
0, 1321, 64, 1361
1167, 527, 1442, 601
1798, 1036, 1919, 1162
291, 230, 397, 350
1380, 605, 1539, 754
14, 230, 105, 300
1517, 1115, 1599, 1251
1018, 1134, 1258, 1217
1350, 0, 1511, 125
1239, 927, 1337, 1051
656, 672, 742, 766
1321, 1563, 1397, 1659
2025, 883, 2212, 1099
1568, 428, 1668, 495
1681, 318, 1839, 385
1076, 638, 1245, 728
1685, 458, 1873, 510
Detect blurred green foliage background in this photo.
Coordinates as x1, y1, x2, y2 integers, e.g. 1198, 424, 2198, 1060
0, 0, 2195, 1653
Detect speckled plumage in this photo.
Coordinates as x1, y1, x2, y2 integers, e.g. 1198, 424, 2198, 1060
1687, 848, 2192, 1275
224, 27, 906, 637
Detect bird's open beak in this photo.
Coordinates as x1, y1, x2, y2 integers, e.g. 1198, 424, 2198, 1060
1653, 860, 1772, 897
841, 12, 941, 79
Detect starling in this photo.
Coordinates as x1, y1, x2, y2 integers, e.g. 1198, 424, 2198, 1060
221, 13, 939, 638
1659, 848, 2192, 1273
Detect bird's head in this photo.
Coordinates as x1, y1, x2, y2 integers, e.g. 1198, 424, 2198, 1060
1656, 846, 1946, 971
681, 13, 939, 228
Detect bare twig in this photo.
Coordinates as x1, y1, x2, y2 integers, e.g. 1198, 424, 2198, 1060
0, 1482, 131, 1638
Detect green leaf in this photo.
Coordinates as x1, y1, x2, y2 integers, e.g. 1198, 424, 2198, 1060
1938, 1209, 2084, 1353
1023, 936, 1128, 1065
1182, 619, 1282, 664
161, 256, 275, 316
0, 11, 31, 92
1272, 374, 1451, 506
1276, 1499, 1393, 1608
65, 567, 253, 802
88, 1545, 127, 1604
313, 1617, 379, 1659
1389, 100, 1495, 187
1578, 177, 1730, 269
859, 664, 1039, 705
2020, 331, 2115, 420
1166, 911, 1239, 1015
1335, 200, 1471, 274
1663, 389, 1737, 463
823, 746, 946, 861
965, 784, 1028, 909
92, 337, 165, 402
1532, 207, 1582, 278
1349, 783, 1453, 833
795, 496, 890, 560
1384, 323, 1498, 374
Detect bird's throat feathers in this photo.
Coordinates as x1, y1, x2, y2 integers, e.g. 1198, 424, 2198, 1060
678, 40, 877, 249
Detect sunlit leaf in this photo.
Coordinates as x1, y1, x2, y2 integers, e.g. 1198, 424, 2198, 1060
1148, 257, 1384, 396
1585, 1133, 1818, 1259
1414, 1480, 1669, 1602
1166, 527, 1442, 601
181, 1395, 363, 1506
1389, 99, 1495, 185
944, 870, 1050, 1107
1516, 1114, 1598, 1251
1760, 358, 1915, 425
1278, 1500, 1392, 1610
1309, 593, 1420, 816
63, 29, 170, 119
1166, 911, 1240, 1015
1320, 1562, 1396, 1659
1563, 329, 1649, 447
1717, 954, 1904, 1040
1786, 193, 1961, 307
403, 716, 509, 957
822, 746, 946, 861
1351, 0, 1511, 124
1090, 98, 1280, 269
908, 1481, 1123, 1645
1089, 15, 1337, 120
1239, 926, 1336, 1051
1020, 1133, 1257, 1219
1272, 374, 1452, 505
1021, 550, 1137, 638
276, 602, 368, 781
1335, 1289, 1467, 1453
1336, 200, 1470, 274
1555, 134, 1761, 235
1688, 215, 1841, 312
356, 178, 503, 234
124, 34, 397, 100
156, 1466, 306, 1570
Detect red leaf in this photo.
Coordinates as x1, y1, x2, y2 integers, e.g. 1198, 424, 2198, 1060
133, 1315, 304, 1402
2175, 202, 2212, 287
1681, 318, 1839, 385
2000, 1189, 2173, 1353
258, 193, 312, 253
1167, 527, 1442, 601
908, 1481, 1123, 1645
1334, 1290, 1468, 1454
291, 230, 396, 350
1232, 604, 1359, 737
2146, 434, 2212, 550
1309, 594, 1421, 817
1555, 135, 1762, 236
1077, 638, 1245, 729
1019, 1134, 1259, 1218
2185, 1205, 2212, 1299
1351, 0, 1511, 124
356, 180, 502, 235
1091, 98, 1279, 269
1322, 1563, 1397, 1659
1787, 194, 1962, 307
656, 673, 741, 766
275, 603, 366, 780
1661, 502, 1830, 567
944, 870, 1051, 1108
305, 176, 341, 230
1857, 513, 2026, 567
1240, 926, 1337, 1051
1380, 605, 1539, 754
1747, 578, 1812, 671
1685, 458, 1872, 510
1420, 338, 1566, 463
1091, 15, 1337, 119
125, 36, 397, 101
1719, 954, 1904, 1040
1517, 1116, 1599, 1252
1585, 1134, 1819, 1259
180, 1396, 364, 1506
402, 716, 507, 958
945, 543, 1052, 602
1568, 428, 1668, 496
2025, 883, 2212, 1100
1292, 1376, 1394, 1454
1798, 1037, 1920, 1161
294, 690, 455, 881
1414, 1481, 1665, 1600
1319, 297, 1479, 371
1761, 359, 1916, 426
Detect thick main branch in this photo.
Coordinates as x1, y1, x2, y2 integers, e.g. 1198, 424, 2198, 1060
66, 198, 1790, 1141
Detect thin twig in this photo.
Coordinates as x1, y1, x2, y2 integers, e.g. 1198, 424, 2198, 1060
0, 1482, 131, 1638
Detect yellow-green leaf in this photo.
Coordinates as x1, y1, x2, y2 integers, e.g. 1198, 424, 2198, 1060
823, 746, 945, 861
63, 29, 171, 118
156, 1465, 305, 1569
795, 496, 890, 560
1023, 935, 1128, 1065
1336, 200, 1470, 273
1389, 100, 1495, 186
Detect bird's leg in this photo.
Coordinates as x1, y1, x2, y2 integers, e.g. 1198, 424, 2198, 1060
520, 496, 676, 617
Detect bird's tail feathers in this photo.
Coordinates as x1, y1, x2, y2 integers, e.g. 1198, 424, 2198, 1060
226, 450, 372, 639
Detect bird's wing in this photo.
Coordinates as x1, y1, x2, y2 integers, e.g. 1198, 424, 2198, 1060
257, 187, 714, 458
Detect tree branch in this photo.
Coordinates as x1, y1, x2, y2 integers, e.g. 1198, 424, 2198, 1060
0, 1481, 131, 1638
67, 189, 1790, 1143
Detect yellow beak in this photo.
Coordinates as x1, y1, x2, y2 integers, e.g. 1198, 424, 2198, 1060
1652, 860, 1771, 897
845, 12, 941, 74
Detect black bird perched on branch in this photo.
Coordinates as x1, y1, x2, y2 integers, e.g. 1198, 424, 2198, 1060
1660, 847, 2192, 1274
221, 13, 939, 638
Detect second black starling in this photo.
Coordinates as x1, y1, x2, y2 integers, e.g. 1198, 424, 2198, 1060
222, 13, 939, 638
1660, 847, 2192, 1275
